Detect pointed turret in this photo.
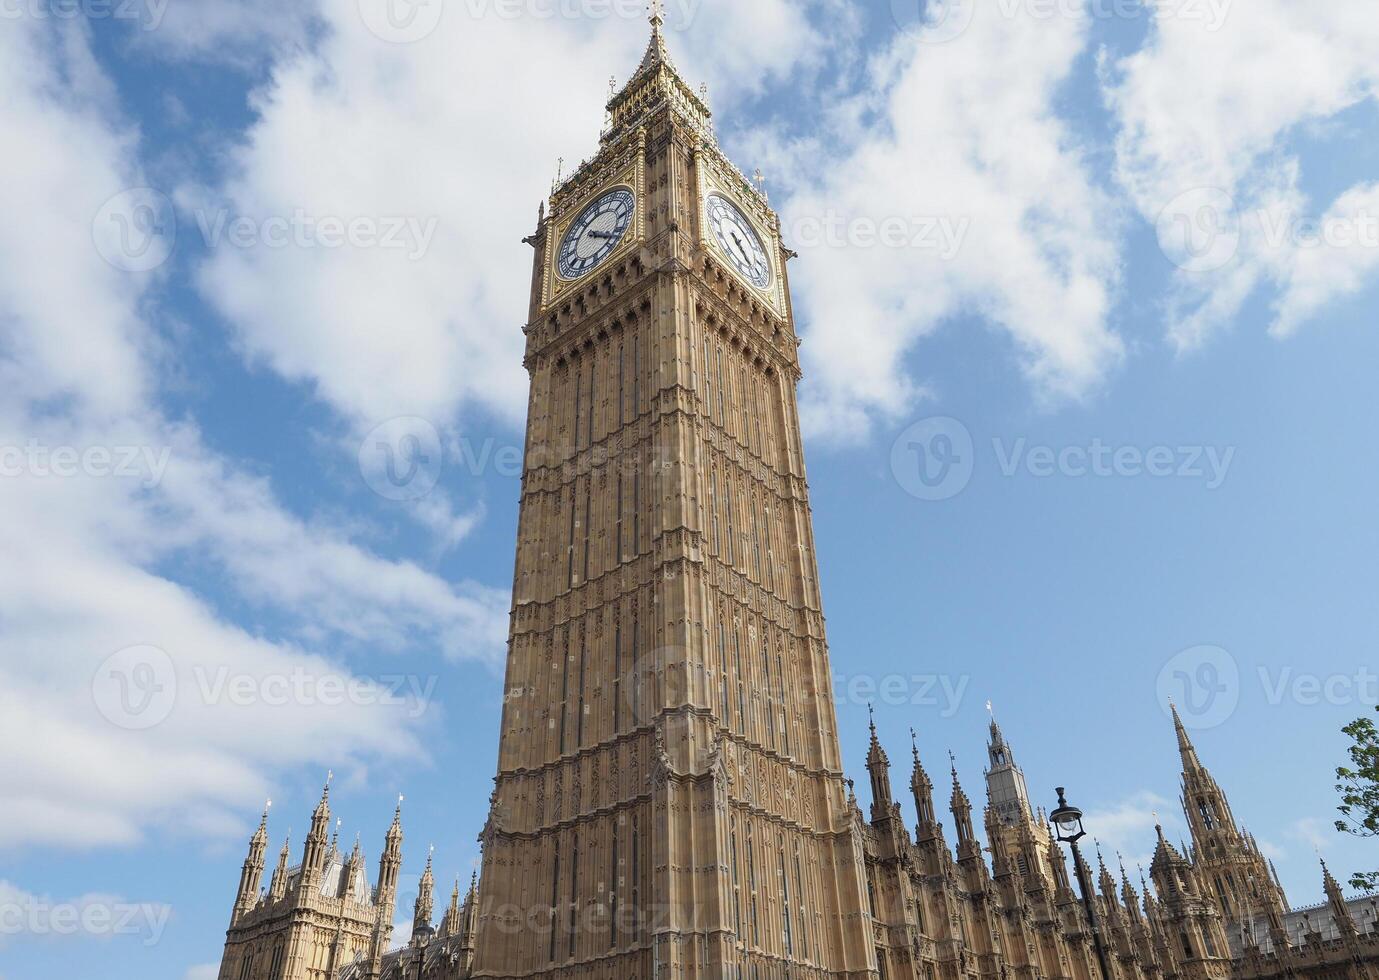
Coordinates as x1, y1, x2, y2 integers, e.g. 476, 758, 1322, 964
440, 876, 462, 937
378, 796, 404, 903
1122, 859, 1144, 926
234, 801, 271, 921
950, 754, 976, 845
1169, 707, 1287, 931
865, 706, 894, 821
910, 729, 939, 832
637, 0, 673, 74
1322, 858, 1361, 940
1171, 703, 1202, 772
301, 775, 333, 888
270, 832, 291, 902
366, 797, 405, 978
600, 0, 713, 150
413, 847, 436, 942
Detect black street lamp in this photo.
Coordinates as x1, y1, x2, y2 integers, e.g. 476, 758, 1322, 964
1051, 787, 1114, 980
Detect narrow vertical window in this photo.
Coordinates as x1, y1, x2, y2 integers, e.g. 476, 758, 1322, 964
794, 845, 808, 959
582, 481, 592, 583
779, 838, 792, 956
573, 360, 582, 450
616, 471, 624, 562
718, 622, 730, 725
731, 821, 743, 937
725, 477, 736, 566
575, 627, 587, 747
703, 338, 712, 415
609, 822, 619, 949
587, 349, 596, 445
710, 470, 721, 554
613, 623, 622, 734
549, 849, 561, 962
568, 832, 579, 959
566, 485, 577, 589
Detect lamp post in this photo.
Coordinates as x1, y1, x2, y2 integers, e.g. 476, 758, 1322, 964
1051, 787, 1114, 980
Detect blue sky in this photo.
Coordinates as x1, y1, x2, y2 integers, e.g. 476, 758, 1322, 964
2, 1, 1378, 977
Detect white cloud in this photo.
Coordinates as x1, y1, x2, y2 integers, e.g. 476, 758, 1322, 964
757, 1, 1122, 440
183, 966, 220, 980
1289, 816, 1335, 855
1082, 791, 1182, 874
190, 0, 829, 433
1270, 182, 1379, 336
1106, 0, 1379, 347
0, 17, 507, 852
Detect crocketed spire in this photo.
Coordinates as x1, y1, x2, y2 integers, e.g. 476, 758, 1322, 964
1171, 703, 1202, 772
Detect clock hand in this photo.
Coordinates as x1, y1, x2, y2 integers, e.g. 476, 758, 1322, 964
588, 230, 621, 240
729, 231, 752, 264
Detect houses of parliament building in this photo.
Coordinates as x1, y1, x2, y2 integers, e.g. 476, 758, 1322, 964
216, 13, 1378, 980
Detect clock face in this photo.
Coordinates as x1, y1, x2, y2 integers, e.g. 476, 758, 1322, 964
706, 193, 771, 289
557, 188, 635, 280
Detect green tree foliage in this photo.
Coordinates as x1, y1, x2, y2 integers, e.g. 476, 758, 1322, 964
1335, 705, 1379, 892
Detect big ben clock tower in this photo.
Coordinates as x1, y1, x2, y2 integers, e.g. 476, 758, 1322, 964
471, 10, 879, 979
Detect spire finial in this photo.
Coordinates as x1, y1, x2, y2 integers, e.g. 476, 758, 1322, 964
949, 749, 958, 779
910, 727, 919, 760
649, 0, 664, 30
868, 702, 876, 734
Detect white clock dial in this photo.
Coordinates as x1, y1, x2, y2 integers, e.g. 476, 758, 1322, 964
557, 188, 635, 280
705, 193, 771, 289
